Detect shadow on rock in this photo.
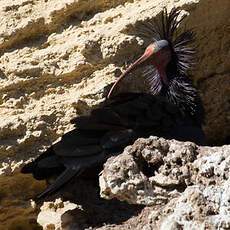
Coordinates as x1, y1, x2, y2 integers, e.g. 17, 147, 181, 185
41, 178, 143, 229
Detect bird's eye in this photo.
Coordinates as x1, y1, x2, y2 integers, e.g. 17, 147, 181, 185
145, 44, 155, 55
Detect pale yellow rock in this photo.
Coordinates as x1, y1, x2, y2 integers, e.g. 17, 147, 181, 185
37, 198, 79, 230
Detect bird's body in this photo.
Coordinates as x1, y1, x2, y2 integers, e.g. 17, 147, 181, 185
21, 8, 205, 201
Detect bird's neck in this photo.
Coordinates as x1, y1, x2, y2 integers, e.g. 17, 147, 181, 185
156, 66, 168, 85
153, 53, 171, 86
163, 75, 204, 124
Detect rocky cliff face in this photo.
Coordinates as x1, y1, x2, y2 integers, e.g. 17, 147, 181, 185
0, 0, 229, 229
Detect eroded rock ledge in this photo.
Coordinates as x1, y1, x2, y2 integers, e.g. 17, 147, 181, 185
38, 137, 230, 229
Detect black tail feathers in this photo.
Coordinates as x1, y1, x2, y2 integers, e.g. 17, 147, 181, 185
21, 147, 65, 180
34, 167, 80, 203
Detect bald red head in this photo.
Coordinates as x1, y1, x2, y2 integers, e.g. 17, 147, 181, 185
107, 40, 171, 98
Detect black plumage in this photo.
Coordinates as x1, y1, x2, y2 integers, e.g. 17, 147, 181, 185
21, 8, 205, 201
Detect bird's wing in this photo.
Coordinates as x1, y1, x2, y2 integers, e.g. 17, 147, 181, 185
54, 93, 181, 159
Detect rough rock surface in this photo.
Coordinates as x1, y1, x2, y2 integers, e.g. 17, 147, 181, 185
37, 136, 230, 229
100, 137, 230, 229
37, 199, 79, 230
0, 0, 229, 229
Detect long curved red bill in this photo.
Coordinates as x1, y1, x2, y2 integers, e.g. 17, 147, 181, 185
107, 45, 154, 98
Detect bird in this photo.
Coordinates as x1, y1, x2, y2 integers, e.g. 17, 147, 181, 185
21, 8, 205, 201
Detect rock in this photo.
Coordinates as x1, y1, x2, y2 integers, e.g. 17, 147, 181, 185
187, 0, 230, 145
36, 179, 144, 230
37, 199, 80, 230
100, 137, 196, 205
100, 136, 230, 229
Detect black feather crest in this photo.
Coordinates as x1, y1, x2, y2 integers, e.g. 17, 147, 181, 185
138, 8, 195, 79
